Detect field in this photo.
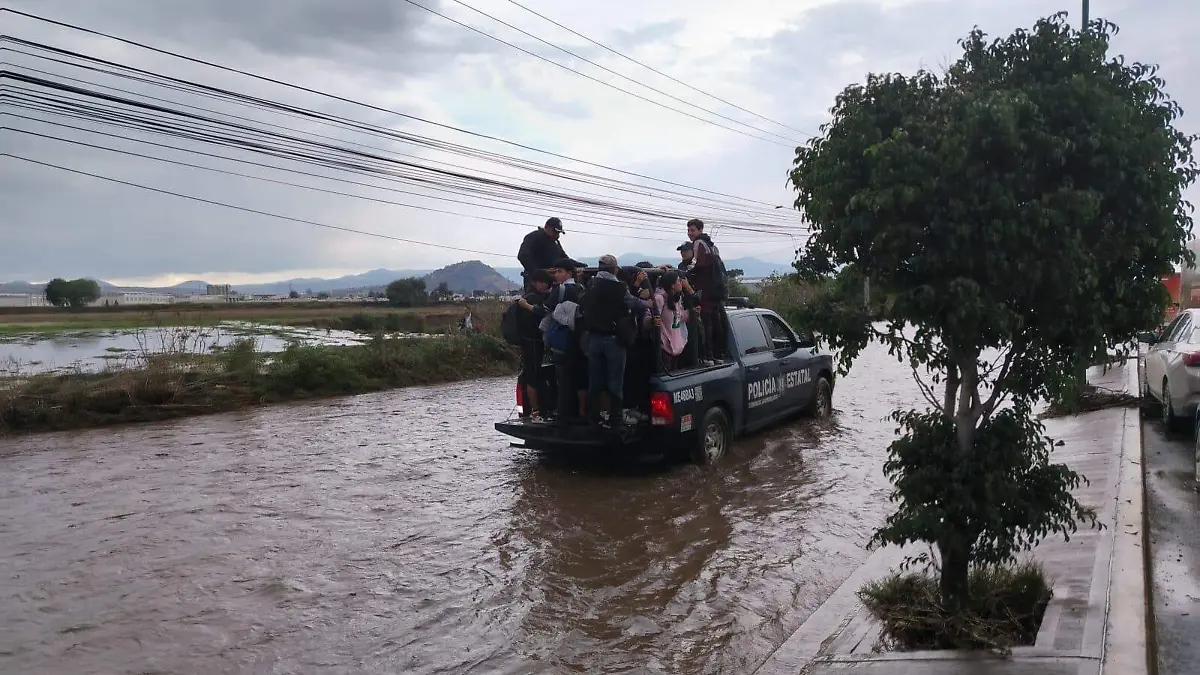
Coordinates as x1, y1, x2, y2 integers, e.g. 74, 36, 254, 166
0, 301, 501, 335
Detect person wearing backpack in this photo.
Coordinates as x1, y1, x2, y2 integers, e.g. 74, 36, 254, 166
511, 269, 553, 419
522, 257, 586, 422
686, 218, 730, 363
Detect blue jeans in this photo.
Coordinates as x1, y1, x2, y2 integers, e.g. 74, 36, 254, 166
586, 333, 626, 403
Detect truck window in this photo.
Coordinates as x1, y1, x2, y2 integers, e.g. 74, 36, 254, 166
731, 314, 771, 355
761, 315, 795, 350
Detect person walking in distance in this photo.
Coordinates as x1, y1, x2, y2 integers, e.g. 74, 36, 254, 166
517, 217, 567, 293
685, 218, 730, 363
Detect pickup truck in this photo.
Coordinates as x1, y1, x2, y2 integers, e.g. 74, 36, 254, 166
494, 301, 836, 464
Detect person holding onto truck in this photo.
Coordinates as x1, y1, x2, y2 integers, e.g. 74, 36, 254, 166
580, 255, 654, 428
653, 271, 696, 372
541, 257, 587, 422
514, 269, 553, 419
517, 217, 567, 293
676, 241, 694, 272
686, 218, 730, 363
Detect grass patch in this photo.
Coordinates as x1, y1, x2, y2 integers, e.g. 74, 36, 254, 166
0, 333, 518, 434
859, 562, 1052, 653
0, 302, 502, 335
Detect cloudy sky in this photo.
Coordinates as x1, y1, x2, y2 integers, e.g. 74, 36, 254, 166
2, 0, 1195, 286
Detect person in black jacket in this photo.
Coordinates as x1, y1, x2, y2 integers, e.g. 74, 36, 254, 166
517, 217, 567, 293
580, 254, 654, 427
522, 256, 586, 422
515, 268, 553, 418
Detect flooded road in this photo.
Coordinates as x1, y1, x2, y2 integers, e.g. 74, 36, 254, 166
0, 342, 915, 674
0, 322, 440, 375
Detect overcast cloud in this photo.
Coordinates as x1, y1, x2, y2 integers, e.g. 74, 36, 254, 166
2, 0, 1196, 285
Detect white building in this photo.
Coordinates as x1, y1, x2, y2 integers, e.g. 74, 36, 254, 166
93, 292, 175, 307
0, 293, 49, 308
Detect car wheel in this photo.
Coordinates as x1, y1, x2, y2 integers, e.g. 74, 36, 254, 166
691, 406, 731, 466
1163, 381, 1186, 433
808, 377, 833, 419
1193, 414, 1200, 484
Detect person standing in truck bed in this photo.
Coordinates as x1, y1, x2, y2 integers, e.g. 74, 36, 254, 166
517, 217, 567, 293
686, 218, 729, 363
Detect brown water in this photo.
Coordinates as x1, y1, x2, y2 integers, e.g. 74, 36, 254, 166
0, 343, 917, 675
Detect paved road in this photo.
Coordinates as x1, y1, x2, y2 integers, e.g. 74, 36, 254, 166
1142, 415, 1200, 675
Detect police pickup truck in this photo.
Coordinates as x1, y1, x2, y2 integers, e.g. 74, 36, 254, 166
494, 300, 835, 464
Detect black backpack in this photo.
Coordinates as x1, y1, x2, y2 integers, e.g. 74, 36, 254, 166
707, 242, 729, 300
500, 301, 523, 345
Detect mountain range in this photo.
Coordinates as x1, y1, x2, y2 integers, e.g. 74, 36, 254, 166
0, 254, 792, 297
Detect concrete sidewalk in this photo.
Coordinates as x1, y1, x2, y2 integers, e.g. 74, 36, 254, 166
754, 360, 1149, 675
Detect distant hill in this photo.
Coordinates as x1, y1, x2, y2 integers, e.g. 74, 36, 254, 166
425, 260, 515, 294
0, 262, 516, 298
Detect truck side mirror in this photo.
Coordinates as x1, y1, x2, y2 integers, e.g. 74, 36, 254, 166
797, 334, 816, 349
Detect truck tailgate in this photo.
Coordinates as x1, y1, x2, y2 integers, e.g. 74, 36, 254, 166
495, 419, 642, 448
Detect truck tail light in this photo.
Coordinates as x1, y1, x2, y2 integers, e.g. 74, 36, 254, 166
516, 381, 526, 414
649, 392, 674, 426
1183, 352, 1200, 368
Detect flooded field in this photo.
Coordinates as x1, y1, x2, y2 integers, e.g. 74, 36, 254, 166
0, 322, 440, 376
0, 342, 917, 675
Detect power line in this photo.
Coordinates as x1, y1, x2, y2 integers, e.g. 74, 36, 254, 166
501, 0, 812, 137
3, 153, 516, 258
399, 0, 795, 147
4, 125, 787, 244
1, 63, 804, 232
442, 0, 804, 145
0, 41, 803, 224
0, 8, 795, 206
4, 115, 794, 242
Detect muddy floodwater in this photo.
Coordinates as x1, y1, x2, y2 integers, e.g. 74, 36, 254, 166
0, 322, 441, 376
0, 343, 917, 674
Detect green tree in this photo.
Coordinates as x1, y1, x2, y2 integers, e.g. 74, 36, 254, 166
788, 14, 1196, 610
385, 277, 428, 307
431, 281, 452, 302
44, 277, 102, 308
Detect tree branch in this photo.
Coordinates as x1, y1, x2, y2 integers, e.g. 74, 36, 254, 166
911, 365, 943, 410
974, 346, 1019, 422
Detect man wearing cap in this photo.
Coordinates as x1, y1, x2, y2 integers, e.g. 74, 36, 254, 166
538, 256, 587, 421
517, 217, 568, 293
580, 254, 655, 428
676, 241, 694, 272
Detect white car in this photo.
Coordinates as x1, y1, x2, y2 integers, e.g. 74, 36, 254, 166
1140, 308, 1200, 432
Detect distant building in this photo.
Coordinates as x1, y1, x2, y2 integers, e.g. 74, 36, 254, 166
0, 293, 48, 308
92, 292, 174, 307
206, 284, 232, 296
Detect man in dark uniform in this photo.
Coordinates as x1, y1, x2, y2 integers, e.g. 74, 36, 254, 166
517, 217, 567, 293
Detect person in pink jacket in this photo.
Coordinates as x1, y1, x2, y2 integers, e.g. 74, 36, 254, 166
653, 271, 697, 371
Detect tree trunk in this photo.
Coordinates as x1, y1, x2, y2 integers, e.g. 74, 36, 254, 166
940, 350, 980, 612
938, 537, 970, 611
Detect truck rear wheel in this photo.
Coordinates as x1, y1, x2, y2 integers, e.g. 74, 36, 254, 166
691, 406, 731, 465
806, 377, 833, 419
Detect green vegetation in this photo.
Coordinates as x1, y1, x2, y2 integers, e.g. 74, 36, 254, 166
787, 12, 1196, 645
43, 277, 102, 308
860, 562, 1052, 652
0, 333, 518, 434
385, 277, 429, 307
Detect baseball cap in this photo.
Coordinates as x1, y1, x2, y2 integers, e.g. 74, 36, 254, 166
546, 217, 564, 233
598, 254, 619, 269
677, 241, 694, 251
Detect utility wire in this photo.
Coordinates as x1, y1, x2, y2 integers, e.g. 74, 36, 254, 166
398, 0, 794, 147
1, 68, 804, 231
0, 42, 802, 224
3, 114, 794, 241
502, 0, 812, 137
4, 125, 787, 244
2, 153, 515, 258
0, 9, 794, 206
443, 0, 804, 144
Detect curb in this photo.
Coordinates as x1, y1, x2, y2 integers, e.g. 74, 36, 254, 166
1100, 358, 1151, 675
